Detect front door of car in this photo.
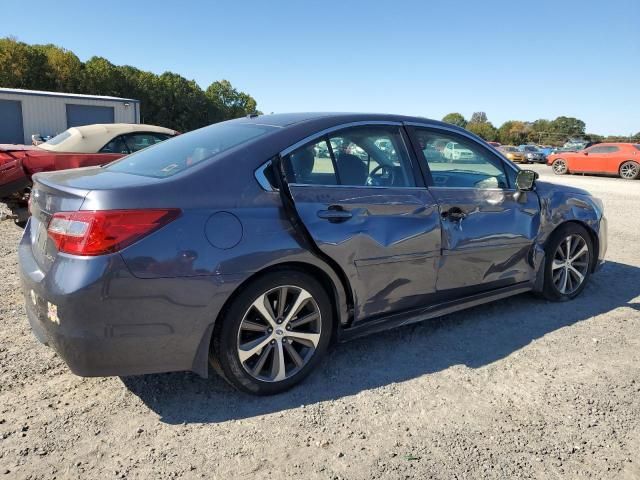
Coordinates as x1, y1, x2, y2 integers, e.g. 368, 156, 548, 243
280, 124, 442, 322
575, 145, 606, 172
407, 125, 541, 297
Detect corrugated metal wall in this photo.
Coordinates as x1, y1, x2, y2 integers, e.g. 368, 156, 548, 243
0, 92, 139, 144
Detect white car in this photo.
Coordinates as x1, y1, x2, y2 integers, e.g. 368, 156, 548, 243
442, 142, 475, 162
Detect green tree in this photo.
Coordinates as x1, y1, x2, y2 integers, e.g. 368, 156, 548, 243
470, 112, 488, 124
153, 72, 209, 131
442, 112, 467, 128
549, 116, 586, 137
205, 79, 258, 123
498, 120, 531, 145
81, 56, 127, 97
0, 37, 54, 90
33, 44, 83, 92
467, 121, 498, 141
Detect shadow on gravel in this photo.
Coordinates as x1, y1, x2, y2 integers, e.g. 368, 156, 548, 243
122, 260, 640, 424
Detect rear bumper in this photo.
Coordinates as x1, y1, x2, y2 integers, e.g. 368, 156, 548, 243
18, 220, 236, 377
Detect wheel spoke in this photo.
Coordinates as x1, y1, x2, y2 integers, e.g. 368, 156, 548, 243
570, 244, 588, 262
241, 320, 268, 332
284, 290, 312, 324
288, 331, 321, 348
251, 343, 273, 376
238, 335, 272, 363
558, 268, 568, 293
551, 259, 564, 270
277, 287, 288, 318
289, 311, 319, 329
568, 265, 585, 284
270, 341, 287, 381
252, 294, 277, 328
565, 237, 572, 260
284, 341, 305, 368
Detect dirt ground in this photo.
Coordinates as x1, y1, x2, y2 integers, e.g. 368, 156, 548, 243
1, 165, 639, 479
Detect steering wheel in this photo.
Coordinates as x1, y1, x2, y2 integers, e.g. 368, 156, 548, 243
366, 164, 395, 186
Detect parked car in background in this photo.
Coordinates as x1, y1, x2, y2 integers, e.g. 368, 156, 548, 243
442, 141, 475, 161
518, 145, 546, 163
487, 141, 501, 148
547, 143, 640, 179
498, 145, 528, 163
19, 113, 606, 395
0, 123, 177, 225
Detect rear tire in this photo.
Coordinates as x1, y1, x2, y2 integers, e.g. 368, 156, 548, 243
552, 158, 568, 175
211, 270, 333, 395
619, 161, 640, 180
542, 223, 593, 301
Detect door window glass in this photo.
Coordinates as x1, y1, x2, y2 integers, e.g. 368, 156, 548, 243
99, 135, 129, 154
124, 133, 169, 152
414, 128, 510, 189
285, 126, 415, 187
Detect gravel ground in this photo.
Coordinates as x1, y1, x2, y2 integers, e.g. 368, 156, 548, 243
1, 165, 639, 479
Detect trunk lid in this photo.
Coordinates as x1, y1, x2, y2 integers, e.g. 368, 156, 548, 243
29, 172, 92, 272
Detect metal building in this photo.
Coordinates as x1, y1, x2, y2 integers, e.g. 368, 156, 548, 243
0, 88, 140, 145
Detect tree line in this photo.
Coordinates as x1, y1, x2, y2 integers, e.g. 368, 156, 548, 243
442, 112, 639, 146
0, 37, 259, 132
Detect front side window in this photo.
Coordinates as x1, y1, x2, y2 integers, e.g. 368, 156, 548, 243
414, 128, 511, 189
123, 133, 170, 153
284, 125, 415, 187
100, 135, 129, 154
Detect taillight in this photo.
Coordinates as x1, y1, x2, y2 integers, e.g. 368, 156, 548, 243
47, 209, 180, 256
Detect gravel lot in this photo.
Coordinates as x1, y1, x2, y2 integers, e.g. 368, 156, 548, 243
1, 165, 639, 479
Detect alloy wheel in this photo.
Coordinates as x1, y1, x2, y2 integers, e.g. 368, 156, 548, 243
552, 159, 567, 175
620, 161, 639, 179
551, 234, 590, 295
237, 286, 321, 382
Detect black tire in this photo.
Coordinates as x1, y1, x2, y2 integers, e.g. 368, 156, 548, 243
211, 270, 333, 395
542, 223, 593, 301
552, 158, 568, 175
619, 161, 640, 180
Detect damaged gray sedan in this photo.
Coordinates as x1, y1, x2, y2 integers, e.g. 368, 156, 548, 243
19, 113, 607, 395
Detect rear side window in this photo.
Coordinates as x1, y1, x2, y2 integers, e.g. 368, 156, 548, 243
106, 123, 273, 178
284, 125, 416, 187
43, 130, 72, 146
100, 135, 129, 154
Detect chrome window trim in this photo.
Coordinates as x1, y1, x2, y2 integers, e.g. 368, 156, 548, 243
254, 161, 277, 192
403, 121, 521, 177
279, 121, 402, 157
288, 183, 428, 191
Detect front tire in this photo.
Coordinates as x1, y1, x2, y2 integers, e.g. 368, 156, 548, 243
211, 270, 333, 395
542, 224, 593, 301
619, 161, 640, 180
552, 158, 568, 175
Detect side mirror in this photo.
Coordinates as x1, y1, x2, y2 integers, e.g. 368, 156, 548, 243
583, 151, 589, 155
515, 169, 538, 191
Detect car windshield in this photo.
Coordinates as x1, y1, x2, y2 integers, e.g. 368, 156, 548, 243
523, 146, 537, 151
501, 146, 517, 152
106, 123, 274, 178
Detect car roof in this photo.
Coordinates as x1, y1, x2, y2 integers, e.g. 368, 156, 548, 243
234, 112, 462, 131
39, 123, 177, 153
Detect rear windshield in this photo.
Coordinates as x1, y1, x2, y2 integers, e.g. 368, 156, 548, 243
106, 123, 273, 178
43, 130, 72, 146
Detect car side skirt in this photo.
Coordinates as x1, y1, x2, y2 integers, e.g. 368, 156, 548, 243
339, 282, 533, 342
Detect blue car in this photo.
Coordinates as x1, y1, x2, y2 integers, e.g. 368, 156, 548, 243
19, 113, 607, 394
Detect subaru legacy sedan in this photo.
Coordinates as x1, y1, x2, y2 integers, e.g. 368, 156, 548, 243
19, 113, 607, 395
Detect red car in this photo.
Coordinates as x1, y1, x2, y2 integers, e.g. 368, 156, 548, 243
547, 143, 640, 180
0, 123, 177, 225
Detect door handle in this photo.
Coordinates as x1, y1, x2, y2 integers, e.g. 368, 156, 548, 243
441, 207, 466, 221
317, 205, 352, 223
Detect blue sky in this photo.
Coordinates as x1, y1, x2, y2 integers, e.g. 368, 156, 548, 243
3, 0, 639, 135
